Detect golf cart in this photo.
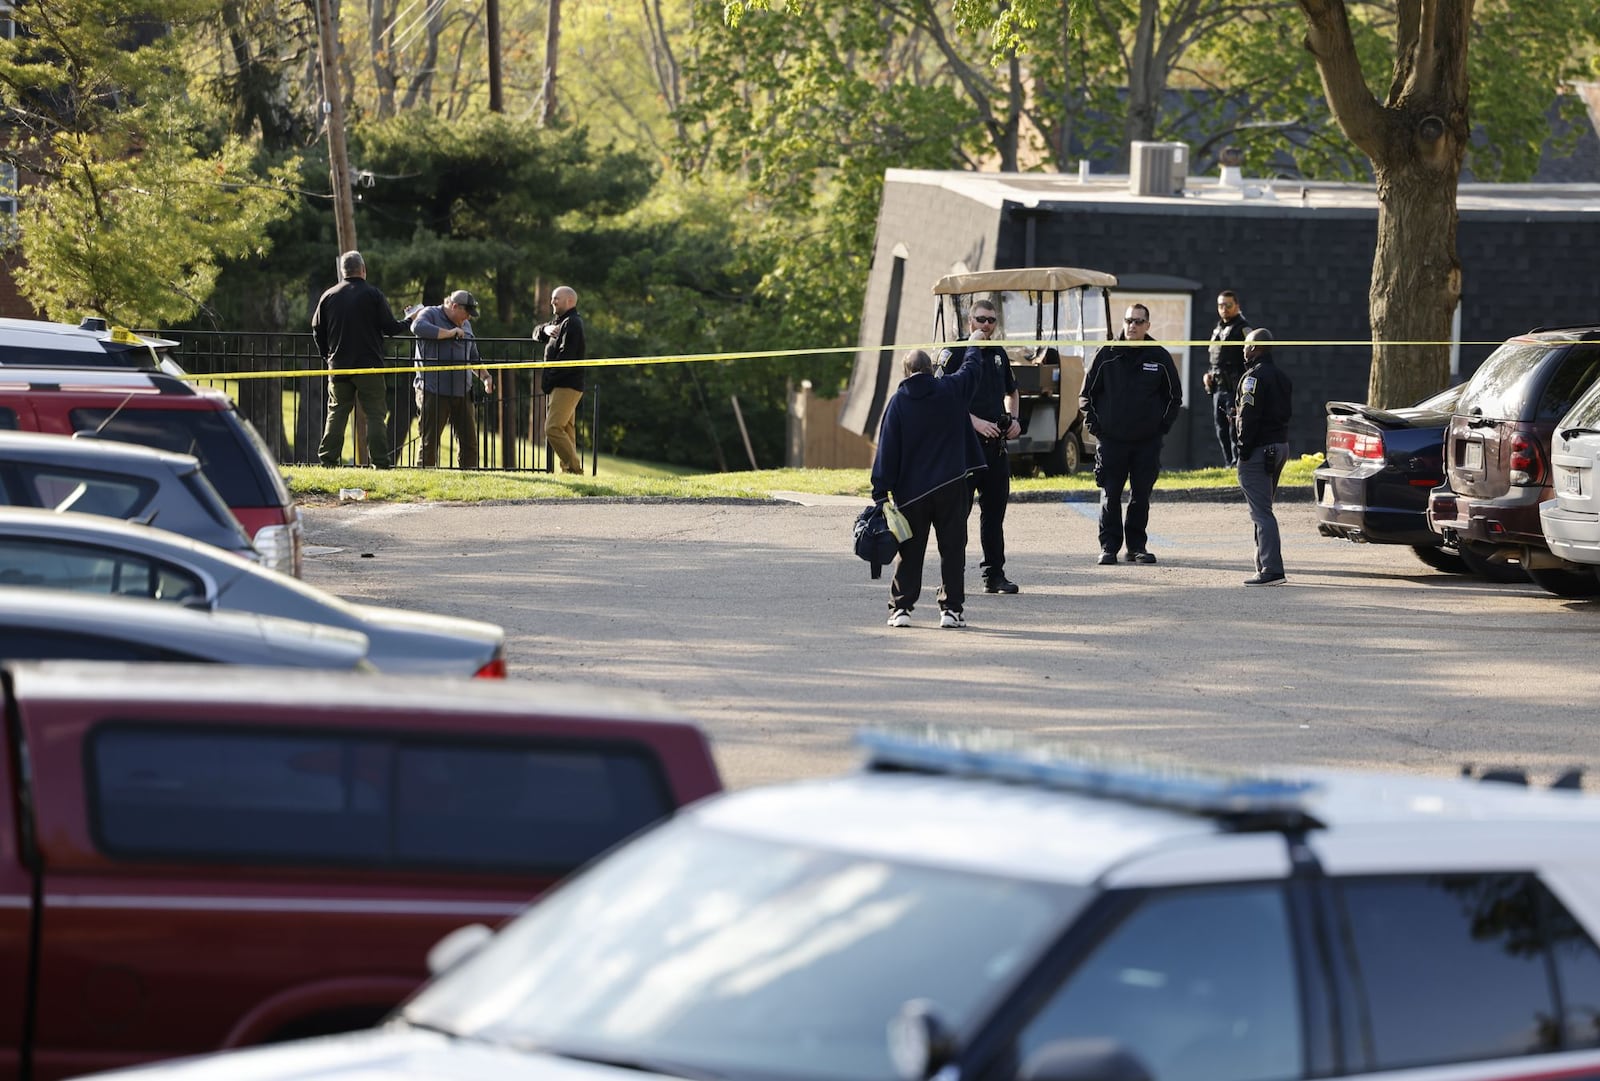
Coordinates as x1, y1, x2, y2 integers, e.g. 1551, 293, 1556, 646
932, 267, 1117, 475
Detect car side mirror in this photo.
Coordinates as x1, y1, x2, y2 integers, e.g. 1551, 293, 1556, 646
426, 923, 494, 977
1018, 1039, 1153, 1081
888, 1000, 958, 1081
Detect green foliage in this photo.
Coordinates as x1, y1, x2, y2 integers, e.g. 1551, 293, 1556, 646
0, 0, 299, 324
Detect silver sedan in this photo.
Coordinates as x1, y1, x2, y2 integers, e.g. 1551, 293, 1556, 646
0, 507, 506, 678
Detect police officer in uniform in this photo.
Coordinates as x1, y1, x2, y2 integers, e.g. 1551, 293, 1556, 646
1203, 290, 1252, 466
936, 298, 1020, 594
1234, 328, 1293, 586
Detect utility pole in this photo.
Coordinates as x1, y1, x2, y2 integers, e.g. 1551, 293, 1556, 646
314, 0, 357, 252
486, 0, 503, 112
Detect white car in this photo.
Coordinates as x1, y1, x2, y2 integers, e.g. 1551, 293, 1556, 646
1541, 375, 1600, 574
78, 730, 1600, 1081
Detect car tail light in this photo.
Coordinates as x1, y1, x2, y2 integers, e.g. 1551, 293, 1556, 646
473, 656, 507, 679
1327, 429, 1384, 460
252, 523, 301, 577
1509, 430, 1544, 486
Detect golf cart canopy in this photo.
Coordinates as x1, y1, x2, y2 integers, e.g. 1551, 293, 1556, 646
932, 267, 1118, 295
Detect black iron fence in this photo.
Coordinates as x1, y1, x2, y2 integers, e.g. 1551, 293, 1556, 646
168, 331, 596, 473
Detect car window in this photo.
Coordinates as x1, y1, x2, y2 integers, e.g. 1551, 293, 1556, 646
69, 408, 275, 506
89, 727, 679, 873
179, 469, 253, 538
1015, 884, 1301, 1081
1458, 342, 1556, 420
1536, 345, 1600, 422
0, 408, 16, 430
1560, 377, 1600, 431
0, 627, 198, 662
1335, 875, 1565, 1070
0, 537, 203, 602
405, 821, 1085, 1081
9, 466, 155, 518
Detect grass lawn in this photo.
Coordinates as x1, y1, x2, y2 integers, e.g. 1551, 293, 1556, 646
287, 454, 1323, 503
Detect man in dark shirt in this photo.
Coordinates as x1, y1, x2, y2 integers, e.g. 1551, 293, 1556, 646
1234, 328, 1294, 585
1080, 302, 1182, 565
533, 285, 587, 474
312, 251, 410, 468
936, 299, 1021, 594
1204, 290, 1252, 467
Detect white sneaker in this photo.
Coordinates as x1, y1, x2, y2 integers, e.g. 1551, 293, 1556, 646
939, 609, 966, 629
886, 608, 911, 627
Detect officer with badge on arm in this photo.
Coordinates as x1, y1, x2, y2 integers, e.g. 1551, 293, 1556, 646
1234, 327, 1294, 586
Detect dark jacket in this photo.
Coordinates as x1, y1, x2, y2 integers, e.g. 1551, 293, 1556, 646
935, 342, 1016, 422
1234, 355, 1294, 458
870, 353, 988, 507
1207, 314, 1252, 388
311, 277, 409, 372
1080, 339, 1182, 443
411, 305, 483, 397
534, 309, 586, 392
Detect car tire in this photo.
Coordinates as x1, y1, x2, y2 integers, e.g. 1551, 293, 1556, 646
1525, 565, 1600, 598
1457, 544, 1529, 584
1040, 433, 1081, 477
1411, 544, 1469, 574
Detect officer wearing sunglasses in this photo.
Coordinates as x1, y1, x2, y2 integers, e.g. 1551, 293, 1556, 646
935, 299, 1021, 595
1079, 303, 1182, 567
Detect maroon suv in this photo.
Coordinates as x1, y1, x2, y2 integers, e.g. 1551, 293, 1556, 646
1427, 326, 1600, 594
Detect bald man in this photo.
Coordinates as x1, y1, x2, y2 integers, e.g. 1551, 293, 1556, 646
533, 285, 587, 474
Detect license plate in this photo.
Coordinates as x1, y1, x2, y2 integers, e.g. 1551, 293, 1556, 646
1463, 441, 1483, 470
1566, 470, 1583, 496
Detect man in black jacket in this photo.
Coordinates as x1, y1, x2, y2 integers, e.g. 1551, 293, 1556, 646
1080, 303, 1182, 565
1234, 328, 1294, 585
935, 299, 1021, 594
1204, 290, 1252, 466
312, 251, 411, 468
871, 347, 987, 629
533, 285, 587, 474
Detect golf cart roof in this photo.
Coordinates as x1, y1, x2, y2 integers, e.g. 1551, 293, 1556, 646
932, 267, 1118, 295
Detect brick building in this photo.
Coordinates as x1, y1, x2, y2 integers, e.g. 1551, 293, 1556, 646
843, 168, 1600, 469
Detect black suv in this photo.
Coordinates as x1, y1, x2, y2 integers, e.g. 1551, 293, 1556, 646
1427, 325, 1600, 594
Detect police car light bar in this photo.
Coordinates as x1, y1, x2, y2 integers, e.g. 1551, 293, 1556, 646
858, 728, 1325, 830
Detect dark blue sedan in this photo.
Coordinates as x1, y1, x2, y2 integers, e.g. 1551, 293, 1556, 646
1314, 385, 1466, 573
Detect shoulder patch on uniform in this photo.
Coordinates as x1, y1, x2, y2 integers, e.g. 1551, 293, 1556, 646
1241, 375, 1258, 393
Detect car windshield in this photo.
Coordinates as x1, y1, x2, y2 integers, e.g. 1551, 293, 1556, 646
404, 817, 1084, 1081
1456, 342, 1556, 421
1412, 385, 1463, 413
1561, 376, 1600, 430
70, 408, 276, 507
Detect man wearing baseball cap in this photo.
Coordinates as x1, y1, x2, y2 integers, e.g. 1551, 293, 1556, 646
410, 290, 494, 469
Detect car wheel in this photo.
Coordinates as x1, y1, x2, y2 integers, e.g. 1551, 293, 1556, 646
1457, 544, 1529, 583
1040, 433, 1081, 477
1525, 565, 1600, 598
1411, 544, 1469, 574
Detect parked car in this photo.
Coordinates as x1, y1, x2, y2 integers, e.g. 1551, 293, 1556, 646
78, 728, 1600, 1081
0, 430, 257, 559
1427, 325, 1600, 593
0, 588, 371, 668
0, 316, 185, 375
0, 660, 721, 1080
0, 366, 302, 575
1315, 384, 1465, 573
1539, 376, 1600, 578
0, 507, 507, 677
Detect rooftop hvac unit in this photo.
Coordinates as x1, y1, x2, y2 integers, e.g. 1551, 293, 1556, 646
1129, 141, 1189, 196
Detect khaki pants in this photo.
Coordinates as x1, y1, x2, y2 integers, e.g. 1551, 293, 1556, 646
547, 387, 584, 473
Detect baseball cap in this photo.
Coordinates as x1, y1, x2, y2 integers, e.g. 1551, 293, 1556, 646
447, 290, 479, 317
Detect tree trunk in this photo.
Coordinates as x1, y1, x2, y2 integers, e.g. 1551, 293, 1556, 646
1368, 157, 1459, 406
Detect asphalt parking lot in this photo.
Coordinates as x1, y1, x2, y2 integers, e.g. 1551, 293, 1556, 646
301, 495, 1600, 790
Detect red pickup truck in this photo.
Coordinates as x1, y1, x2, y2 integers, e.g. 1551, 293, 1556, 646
0, 662, 722, 1081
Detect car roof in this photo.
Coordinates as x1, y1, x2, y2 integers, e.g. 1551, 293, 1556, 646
0, 588, 369, 667
0, 429, 198, 469
0, 317, 180, 352
7, 659, 698, 725
686, 732, 1600, 886
0, 366, 221, 398
0, 504, 259, 565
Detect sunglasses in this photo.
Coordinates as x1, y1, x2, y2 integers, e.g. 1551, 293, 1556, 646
973, 315, 997, 325
1124, 317, 1148, 325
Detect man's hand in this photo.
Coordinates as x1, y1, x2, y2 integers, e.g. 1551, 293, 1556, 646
968, 327, 989, 341
1006, 417, 1021, 439
1202, 371, 1217, 393
480, 373, 493, 394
